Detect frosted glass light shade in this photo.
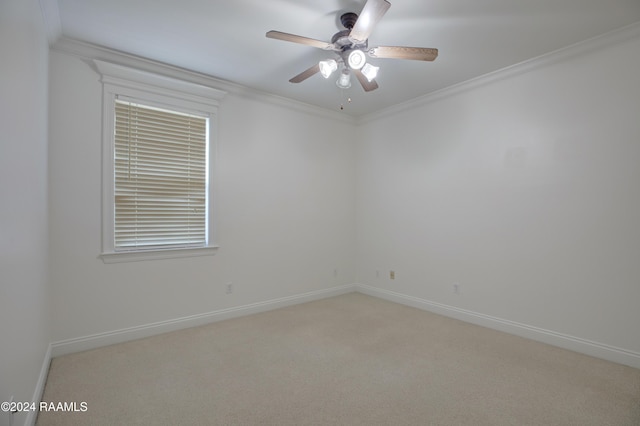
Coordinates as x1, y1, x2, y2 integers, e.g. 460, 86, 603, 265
361, 63, 379, 82
319, 59, 338, 78
336, 69, 351, 89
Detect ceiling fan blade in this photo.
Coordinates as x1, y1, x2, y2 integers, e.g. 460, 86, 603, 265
266, 30, 334, 50
289, 64, 321, 83
353, 69, 379, 92
349, 0, 391, 43
369, 46, 439, 61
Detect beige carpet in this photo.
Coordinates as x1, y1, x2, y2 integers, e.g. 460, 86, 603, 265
38, 293, 640, 425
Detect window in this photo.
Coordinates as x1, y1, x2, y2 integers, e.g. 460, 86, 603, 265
96, 60, 226, 263
114, 100, 208, 250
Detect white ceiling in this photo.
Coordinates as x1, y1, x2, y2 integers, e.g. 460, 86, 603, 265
50, 0, 640, 116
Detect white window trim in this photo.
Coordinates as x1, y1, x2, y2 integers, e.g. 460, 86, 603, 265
95, 60, 226, 263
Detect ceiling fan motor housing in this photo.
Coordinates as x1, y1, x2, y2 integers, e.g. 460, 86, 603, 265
332, 12, 369, 71
340, 12, 359, 30
333, 12, 368, 52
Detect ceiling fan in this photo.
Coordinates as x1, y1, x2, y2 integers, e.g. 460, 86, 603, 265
266, 0, 438, 93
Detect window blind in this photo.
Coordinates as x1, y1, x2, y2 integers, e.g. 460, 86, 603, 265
114, 99, 208, 250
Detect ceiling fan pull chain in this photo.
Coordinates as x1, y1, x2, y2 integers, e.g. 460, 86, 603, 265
339, 89, 353, 111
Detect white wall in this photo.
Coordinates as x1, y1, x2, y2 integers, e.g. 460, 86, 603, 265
47, 23, 640, 366
0, 0, 51, 424
48, 51, 356, 344
356, 28, 640, 358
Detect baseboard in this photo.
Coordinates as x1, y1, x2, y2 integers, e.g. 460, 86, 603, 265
51, 284, 356, 357
46, 282, 640, 370
24, 343, 52, 426
356, 284, 640, 369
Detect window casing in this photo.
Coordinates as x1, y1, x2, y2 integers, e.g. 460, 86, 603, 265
96, 60, 226, 263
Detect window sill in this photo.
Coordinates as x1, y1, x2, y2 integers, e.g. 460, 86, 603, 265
100, 245, 219, 264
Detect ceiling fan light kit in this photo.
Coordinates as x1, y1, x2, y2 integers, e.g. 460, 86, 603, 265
266, 0, 438, 98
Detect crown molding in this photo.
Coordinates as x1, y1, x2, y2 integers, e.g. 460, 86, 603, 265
358, 20, 640, 124
51, 37, 355, 125
38, 0, 61, 45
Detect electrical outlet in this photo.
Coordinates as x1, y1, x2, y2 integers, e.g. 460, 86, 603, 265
225, 282, 233, 294
390, 270, 395, 280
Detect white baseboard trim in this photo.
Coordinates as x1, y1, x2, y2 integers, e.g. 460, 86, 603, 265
356, 284, 640, 369
24, 343, 52, 426
47, 282, 640, 369
51, 284, 356, 357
